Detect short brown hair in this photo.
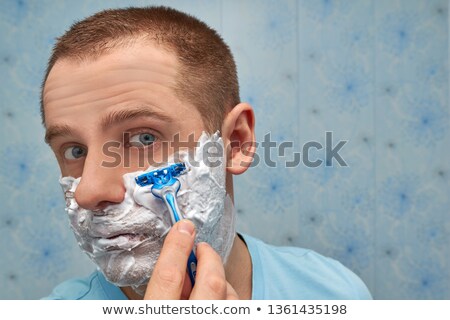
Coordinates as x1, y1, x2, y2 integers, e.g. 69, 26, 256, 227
40, 6, 240, 131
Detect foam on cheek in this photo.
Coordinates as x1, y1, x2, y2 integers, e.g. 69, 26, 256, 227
132, 132, 235, 261
59, 131, 236, 289
61, 174, 170, 287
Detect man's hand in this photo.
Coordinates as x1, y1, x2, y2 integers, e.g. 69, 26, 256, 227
144, 220, 239, 300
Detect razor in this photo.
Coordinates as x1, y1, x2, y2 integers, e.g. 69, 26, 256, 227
135, 162, 197, 286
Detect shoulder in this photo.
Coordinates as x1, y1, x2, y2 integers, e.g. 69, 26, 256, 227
241, 234, 372, 300
42, 270, 127, 300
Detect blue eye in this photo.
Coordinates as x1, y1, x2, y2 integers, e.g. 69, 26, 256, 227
129, 133, 156, 147
64, 146, 87, 160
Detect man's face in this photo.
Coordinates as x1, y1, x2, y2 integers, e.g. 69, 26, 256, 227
43, 42, 206, 204
42, 42, 234, 287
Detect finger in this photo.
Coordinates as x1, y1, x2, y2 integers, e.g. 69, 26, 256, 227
226, 281, 239, 300
180, 271, 193, 300
144, 220, 195, 300
190, 242, 228, 300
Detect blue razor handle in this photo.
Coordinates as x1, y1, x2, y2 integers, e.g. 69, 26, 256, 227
164, 191, 197, 284
135, 163, 197, 286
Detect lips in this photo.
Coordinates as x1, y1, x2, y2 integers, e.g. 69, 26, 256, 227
93, 233, 149, 251
89, 227, 148, 239
105, 233, 146, 241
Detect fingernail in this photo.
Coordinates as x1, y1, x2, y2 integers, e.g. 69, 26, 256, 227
177, 220, 195, 236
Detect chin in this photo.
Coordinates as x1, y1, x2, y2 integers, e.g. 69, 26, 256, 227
94, 242, 162, 287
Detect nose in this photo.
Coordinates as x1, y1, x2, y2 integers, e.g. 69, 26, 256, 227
74, 150, 126, 211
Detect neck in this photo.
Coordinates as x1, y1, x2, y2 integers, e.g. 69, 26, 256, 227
224, 233, 253, 299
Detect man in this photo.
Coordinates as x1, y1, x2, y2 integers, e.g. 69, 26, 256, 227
41, 6, 371, 300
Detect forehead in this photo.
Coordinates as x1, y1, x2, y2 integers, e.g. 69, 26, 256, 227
43, 41, 180, 114
41, 40, 207, 145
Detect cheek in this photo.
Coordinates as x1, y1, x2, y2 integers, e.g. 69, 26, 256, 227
134, 187, 164, 210
62, 163, 84, 178
53, 152, 66, 174
53, 151, 84, 178
125, 143, 167, 169
67, 208, 94, 253
66, 196, 88, 233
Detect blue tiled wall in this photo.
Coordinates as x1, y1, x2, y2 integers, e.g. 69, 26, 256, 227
0, 0, 448, 299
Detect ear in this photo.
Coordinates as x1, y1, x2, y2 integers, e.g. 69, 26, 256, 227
221, 102, 256, 175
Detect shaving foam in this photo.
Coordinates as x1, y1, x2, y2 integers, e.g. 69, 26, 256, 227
60, 131, 236, 290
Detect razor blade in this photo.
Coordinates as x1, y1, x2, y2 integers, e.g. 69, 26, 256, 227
135, 162, 187, 188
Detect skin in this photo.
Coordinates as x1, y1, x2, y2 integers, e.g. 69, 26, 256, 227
42, 41, 256, 299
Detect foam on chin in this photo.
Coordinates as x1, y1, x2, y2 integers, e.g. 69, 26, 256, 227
60, 132, 236, 289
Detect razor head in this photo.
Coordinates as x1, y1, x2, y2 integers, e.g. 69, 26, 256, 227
135, 162, 187, 187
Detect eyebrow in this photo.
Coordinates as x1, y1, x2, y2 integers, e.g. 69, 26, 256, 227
45, 105, 172, 144
45, 124, 75, 145
100, 106, 173, 130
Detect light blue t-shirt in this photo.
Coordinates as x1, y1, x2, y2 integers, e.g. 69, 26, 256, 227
43, 233, 372, 299
244, 234, 371, 299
